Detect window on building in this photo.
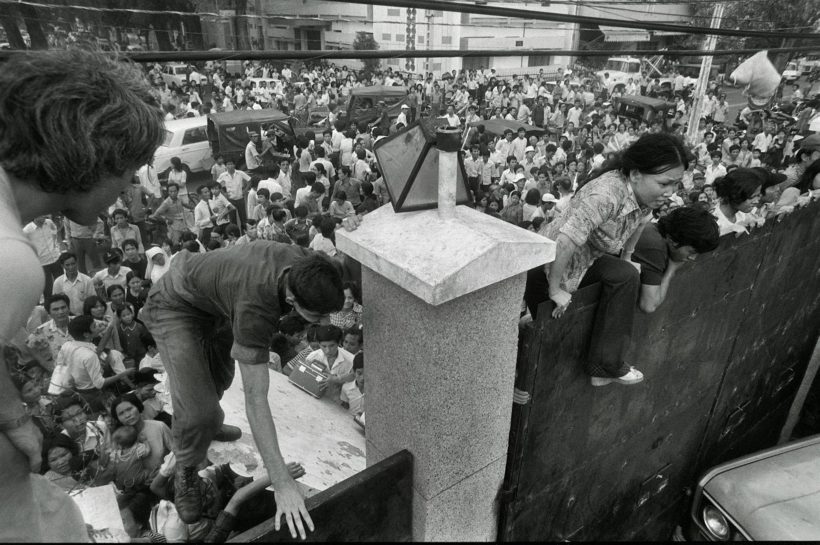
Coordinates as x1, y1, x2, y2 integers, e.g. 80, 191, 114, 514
529, 54, 552, 66
432, 62, 442, 71
432, 10, 443, 17
382, 33, 391, 41
441, 35, 452, 45
417, 35, 424, 44
515, 40, 524, 47
387, 8, 401, 16
396, 34, 405, 42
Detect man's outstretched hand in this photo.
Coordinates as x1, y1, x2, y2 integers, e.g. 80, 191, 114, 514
274, 478, 314, 540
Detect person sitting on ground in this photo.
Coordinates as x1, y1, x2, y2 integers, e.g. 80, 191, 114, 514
306, 325, 355, 403
524, 133, 689, 387
356, 181, 380, 215
42, 433, 87, 492
631, 206, 720, 313
51, 316, 136, 411
340, 351, 364, 417
110, 393, 172, 478
126, 271, 148, 317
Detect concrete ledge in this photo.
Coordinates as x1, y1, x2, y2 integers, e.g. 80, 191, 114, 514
337, 204, 555, 306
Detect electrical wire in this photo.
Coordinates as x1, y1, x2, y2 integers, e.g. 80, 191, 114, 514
4, 45, 817, 64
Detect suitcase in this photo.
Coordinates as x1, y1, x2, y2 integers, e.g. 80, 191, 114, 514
288, 360, 328, 398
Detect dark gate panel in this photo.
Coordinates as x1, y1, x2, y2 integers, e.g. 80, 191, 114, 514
231, 449, 413, 542
502, 201, 820, 541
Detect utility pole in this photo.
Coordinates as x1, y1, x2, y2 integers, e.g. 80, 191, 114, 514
686, 2, 725, 145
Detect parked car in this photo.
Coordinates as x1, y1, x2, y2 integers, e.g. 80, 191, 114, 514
782, 61, 801, 84
676, 434, 820, 541
153, 116, 213, 176
161, 63, 205, 88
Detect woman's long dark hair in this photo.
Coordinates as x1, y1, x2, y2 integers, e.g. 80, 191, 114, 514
586, 133, 690, 184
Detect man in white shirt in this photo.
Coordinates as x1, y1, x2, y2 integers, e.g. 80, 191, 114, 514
567, 99, 584, 128
52, 316, 135, 410
245, 132, 262, 171
137, 161, 162, 204
25, 293, 73, 371
22, 215, 62, 298
396, 104, 410, 127
92, 251, 132, 291
193, 185, 218, 243
53, 252, 95, 316
439, 104, 460, 127
217, 160, 251, 228
704, 151, 727, 185
510, 127, 528, 163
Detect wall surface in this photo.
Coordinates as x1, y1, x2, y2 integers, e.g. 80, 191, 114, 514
500, 201, 820, 541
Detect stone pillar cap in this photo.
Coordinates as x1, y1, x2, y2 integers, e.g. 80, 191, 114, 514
337, 205, 556, 306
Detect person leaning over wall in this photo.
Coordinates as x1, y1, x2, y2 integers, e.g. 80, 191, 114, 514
524, 133, 689, 388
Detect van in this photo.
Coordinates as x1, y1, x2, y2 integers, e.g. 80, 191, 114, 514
153, 116, 213, 175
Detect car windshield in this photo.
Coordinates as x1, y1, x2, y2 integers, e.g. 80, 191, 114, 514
787, 63, 798, 71
605, 60, 626, 72
161, 130, 174, 147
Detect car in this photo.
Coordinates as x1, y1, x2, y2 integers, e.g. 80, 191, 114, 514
161, 63, 205, 88
335, 85, 409, 127
677, 434, 820, 541
782, 61, 801, 84
153, 116, 213, 176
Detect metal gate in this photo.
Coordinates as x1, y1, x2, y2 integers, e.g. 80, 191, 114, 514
500, 202, 820, 541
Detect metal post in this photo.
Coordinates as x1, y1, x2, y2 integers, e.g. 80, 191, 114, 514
685, 2, 724, 145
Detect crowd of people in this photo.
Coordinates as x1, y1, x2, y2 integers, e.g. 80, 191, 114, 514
2, 48, 820, 542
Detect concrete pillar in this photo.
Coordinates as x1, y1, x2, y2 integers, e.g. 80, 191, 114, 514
336, 135, 554, 540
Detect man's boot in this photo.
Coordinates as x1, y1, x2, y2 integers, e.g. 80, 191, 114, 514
174, 465, 203, 524
213, 423, 242, 442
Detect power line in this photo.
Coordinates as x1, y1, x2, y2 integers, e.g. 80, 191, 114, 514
316, 0, 820, 40
574, 1, 818, 31
8, 0, 817, 39
3, 45, 817, 64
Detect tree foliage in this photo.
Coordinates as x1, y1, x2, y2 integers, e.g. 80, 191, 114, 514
353, 31, 380, 75
673, 0, 820, 69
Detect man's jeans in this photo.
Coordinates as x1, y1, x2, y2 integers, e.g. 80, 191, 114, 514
142, 290, 235, 468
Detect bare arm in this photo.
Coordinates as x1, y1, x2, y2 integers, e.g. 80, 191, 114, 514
638, 260, 683, 314
239, 361, 314, 540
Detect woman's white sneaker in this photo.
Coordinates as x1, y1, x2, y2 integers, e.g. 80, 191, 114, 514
590, 367, 644, 387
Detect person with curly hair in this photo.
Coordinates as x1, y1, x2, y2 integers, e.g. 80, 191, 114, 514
0, 49, 163, 541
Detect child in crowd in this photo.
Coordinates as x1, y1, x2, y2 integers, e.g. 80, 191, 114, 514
284, 324, 320, 376
341, 352, 364, 416
309, 215, 337, 258
306, 325, 354, 403
284, 205, 311, 245
330, 281, 363, 329
139, 343, 165, 372
270, 314, 309, 372
342, 326, 363, 355
116, 303, 153, 369
110, 424, 153, 492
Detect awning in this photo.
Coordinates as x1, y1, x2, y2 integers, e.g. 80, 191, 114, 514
598, 25, 651, 43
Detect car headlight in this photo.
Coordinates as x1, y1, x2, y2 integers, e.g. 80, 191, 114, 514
702, 505, 731, 541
